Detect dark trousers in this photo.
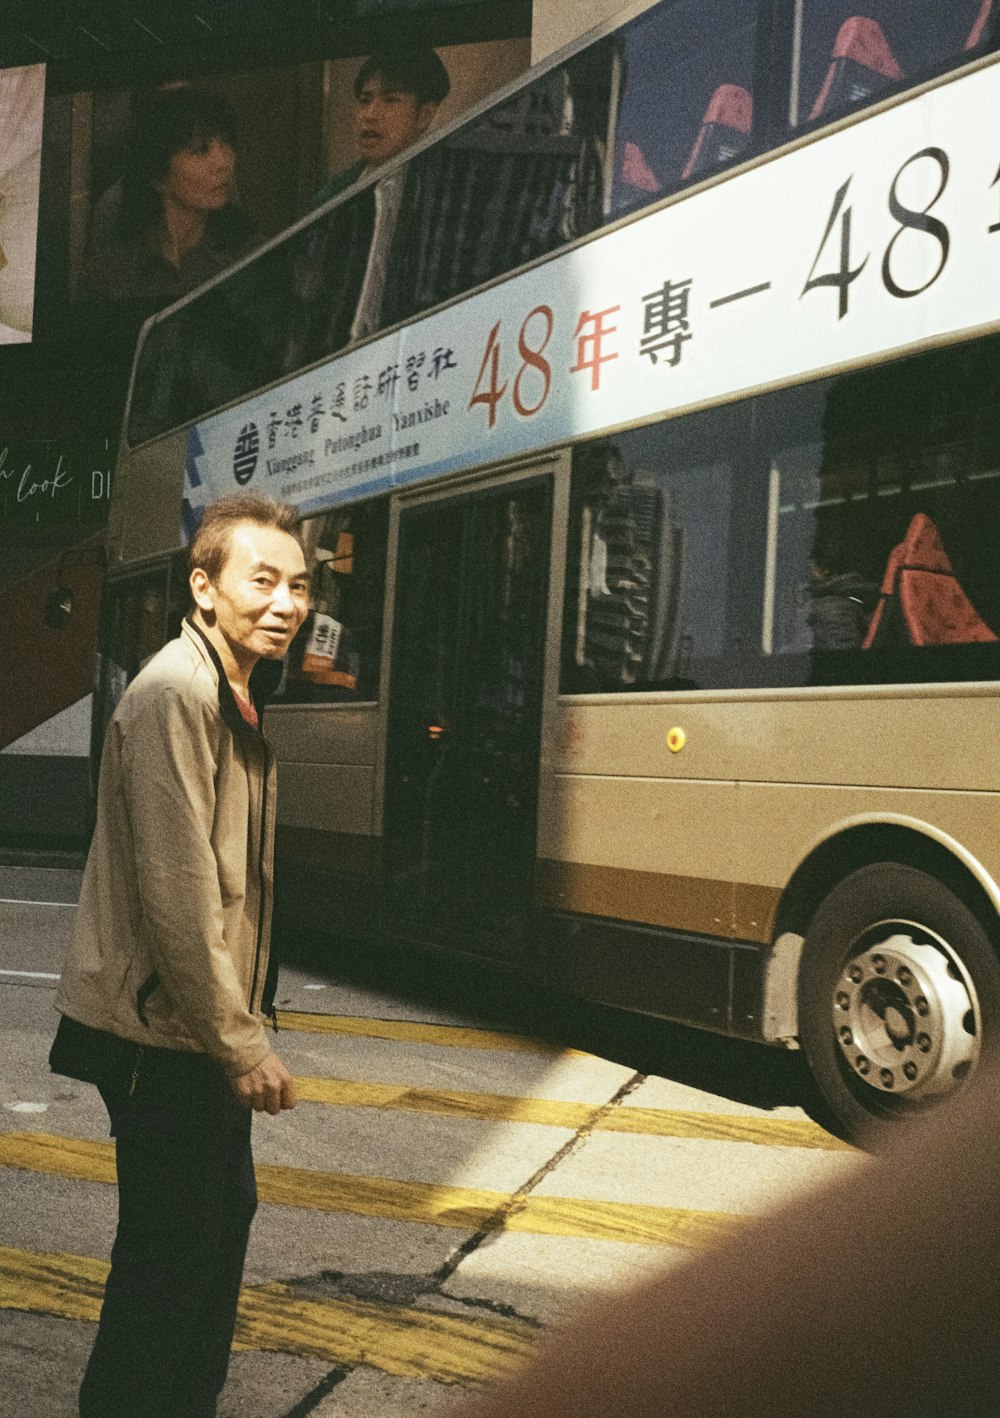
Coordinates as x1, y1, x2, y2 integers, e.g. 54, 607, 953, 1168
79, 1046, 257, 1418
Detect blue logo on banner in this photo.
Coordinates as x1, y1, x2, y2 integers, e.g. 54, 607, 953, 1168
233, 423, 260, 485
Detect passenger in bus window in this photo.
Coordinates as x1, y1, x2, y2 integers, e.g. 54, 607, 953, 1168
804, 527, 879, 651
313, 46, 451, 208
79, 86, 257, 304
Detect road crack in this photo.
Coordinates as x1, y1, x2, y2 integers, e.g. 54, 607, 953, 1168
430, 1069, 648, 1289
276, 1074, 648, 1411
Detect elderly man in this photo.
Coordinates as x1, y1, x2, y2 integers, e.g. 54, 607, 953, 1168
51, 492, 310, 1418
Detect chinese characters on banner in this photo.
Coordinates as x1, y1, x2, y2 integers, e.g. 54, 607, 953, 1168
187, 58, 1000, 525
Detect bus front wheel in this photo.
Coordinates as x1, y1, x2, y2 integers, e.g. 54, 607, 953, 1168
798, 863, 1000, 1144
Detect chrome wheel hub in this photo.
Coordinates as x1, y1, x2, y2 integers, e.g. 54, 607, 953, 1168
832, 930, 979, 1098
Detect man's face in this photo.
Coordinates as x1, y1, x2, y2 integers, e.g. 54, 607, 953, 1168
194, 522, 310, 663
354, 76, 438, 167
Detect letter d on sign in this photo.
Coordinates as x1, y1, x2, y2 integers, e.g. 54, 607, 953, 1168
91, 468, 109, 501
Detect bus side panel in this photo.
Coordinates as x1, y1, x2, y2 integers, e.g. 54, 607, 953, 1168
726, 693, 1000, 935
535, 697, 1000, 1039
535, 707, 763, 1031
108, 436, 188, 570
268, 705, 382, 943
540, 910, 757, 1036
536, 776, 741, 938
539, 701, 743, 937
734, 783, 1000, 914
547, 695, 1000, 793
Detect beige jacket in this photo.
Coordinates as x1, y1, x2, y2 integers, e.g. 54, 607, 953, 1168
56, 620, 276, 1077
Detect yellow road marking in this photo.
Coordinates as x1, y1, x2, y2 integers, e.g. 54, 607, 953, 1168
293, 1076, 588, 1126
596, 1105, 849, 1150
0, 1245, 534, 1383
0, 1132, 117, 1186
276, 1011, 587, 1056
504, 1194, 736, 1248
0, 1133, 738, 1248
293, 1076, 848, 1151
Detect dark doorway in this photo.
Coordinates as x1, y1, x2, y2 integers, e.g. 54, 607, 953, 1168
383, 475, 552, 960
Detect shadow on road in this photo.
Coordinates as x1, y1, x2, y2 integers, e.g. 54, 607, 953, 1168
276, 927, 825, 1124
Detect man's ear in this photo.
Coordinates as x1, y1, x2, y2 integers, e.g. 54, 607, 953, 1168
190, 567, 216, 615
414, 100, 439, 138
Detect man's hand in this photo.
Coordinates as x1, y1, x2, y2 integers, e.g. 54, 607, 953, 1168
231, 1051, 298, 1115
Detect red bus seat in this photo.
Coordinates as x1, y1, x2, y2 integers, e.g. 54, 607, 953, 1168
620, 141, 662, 194
863, 512, 998, 648
810, 17, 902, 120
967, 0, 994, 47
682, 85, 752, 180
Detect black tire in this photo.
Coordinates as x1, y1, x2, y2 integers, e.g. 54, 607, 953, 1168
798, 863, 1000, 1145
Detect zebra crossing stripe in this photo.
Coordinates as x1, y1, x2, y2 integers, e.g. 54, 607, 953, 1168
292, 1076, 847, 1150
275, 1011, 588, 1056
0, 1132, 738, 1247
0, 1244, 535, 1383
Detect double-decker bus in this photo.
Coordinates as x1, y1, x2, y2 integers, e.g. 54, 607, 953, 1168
99, 0, 1000, 1140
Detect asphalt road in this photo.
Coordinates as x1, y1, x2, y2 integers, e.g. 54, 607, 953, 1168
0, 867, 857, 1416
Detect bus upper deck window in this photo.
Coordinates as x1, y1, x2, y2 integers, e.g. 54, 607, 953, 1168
682, 85, 753, 181
797, 2, 995, 128
611, 0, 758, 215
809, 18, 902, 122
968, 0, 995, 49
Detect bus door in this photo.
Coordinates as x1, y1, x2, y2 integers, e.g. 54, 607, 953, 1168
382, 471, 553, 960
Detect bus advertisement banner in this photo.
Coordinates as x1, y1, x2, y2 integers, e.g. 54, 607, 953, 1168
185, 56, 1000, 527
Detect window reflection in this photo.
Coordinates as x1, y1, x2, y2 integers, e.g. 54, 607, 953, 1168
563, 418, 735, 693
126, 0, 999, 447
563, 339, 1000, 696
367, 42, 617, 329
127, 39, 618, 446
765, 347, 1000, 682
275, 498, 388, 703
768, 435, 1000, 668
796, 1, 993, 125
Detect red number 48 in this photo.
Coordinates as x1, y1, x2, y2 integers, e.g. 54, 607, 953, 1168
469, 306, 554, 429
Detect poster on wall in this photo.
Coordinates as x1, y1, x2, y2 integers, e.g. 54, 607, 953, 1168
0, 64, 46, 345
0, 436, 112, 544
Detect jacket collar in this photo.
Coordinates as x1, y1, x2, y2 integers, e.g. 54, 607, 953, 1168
182, 617, 272, 734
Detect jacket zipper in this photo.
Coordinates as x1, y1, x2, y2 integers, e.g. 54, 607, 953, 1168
128, 1047, 143, 1098
186, 620, 276, 1025
247, 734, 271, 1016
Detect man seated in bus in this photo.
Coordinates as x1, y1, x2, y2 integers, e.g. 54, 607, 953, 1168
803, 526, 878, 652
312, 46, 451, 208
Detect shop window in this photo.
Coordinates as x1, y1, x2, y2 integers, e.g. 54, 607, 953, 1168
275, 497, 388, 703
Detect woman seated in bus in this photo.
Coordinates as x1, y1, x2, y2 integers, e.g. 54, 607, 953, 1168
79, 85, 257, 306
